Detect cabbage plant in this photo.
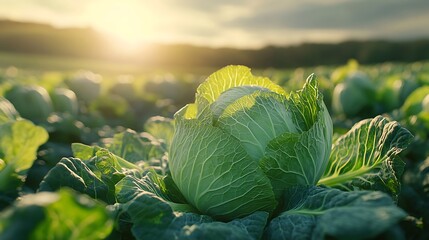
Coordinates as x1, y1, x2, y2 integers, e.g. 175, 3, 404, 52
0, 97, 48, 196
65, 71, 101, 104
4, 85, 54, 122
50, 88, 79, 115
332, 71, 375, 117
169, 65, 333, 220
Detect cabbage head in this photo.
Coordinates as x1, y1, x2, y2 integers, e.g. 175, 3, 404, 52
5, 85, 53, 122
332, 71, 375, 117
169, 66, 333, 220
50, 88, 79, 115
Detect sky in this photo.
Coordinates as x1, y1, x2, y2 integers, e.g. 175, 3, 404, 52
0, 0, 428, 49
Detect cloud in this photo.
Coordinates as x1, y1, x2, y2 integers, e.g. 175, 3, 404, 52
225, 0, 429, 30
161, 0, 429, 46
167, 0, 254, 11
0, 0, 86, 16
0, 0, 93, 27
0, 0, 428, 48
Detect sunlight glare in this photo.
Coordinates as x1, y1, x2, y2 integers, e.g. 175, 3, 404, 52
88, 1, 154, 54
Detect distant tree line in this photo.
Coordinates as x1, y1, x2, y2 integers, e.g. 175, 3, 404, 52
0, 20, 428, 68
149, 40, 429, 68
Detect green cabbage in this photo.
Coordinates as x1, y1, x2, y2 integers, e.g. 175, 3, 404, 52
5, 85, 53, 122
65, 71, 101, 103
169, 66, 332, 220
109, 78, 136, 101
401, 86, 429, 116
50, 88, 78, 115
332, 71, 375, 117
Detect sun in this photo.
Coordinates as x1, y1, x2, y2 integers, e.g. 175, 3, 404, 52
87, 1, 154, 53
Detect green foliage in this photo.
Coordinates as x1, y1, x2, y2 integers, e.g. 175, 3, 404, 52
0, 97, 19, 124
400, 159, 429, 239
117, 186, 269, 240
0, 189, 113, 240
39, 143, 142, 204
39, 157, 118, 204
266, 186, 406, 240
144, 116, 175, 147
0, 63, 424, 239
320, 116, 413, 199
0, 119, 48, 193
100, 130, 168, 174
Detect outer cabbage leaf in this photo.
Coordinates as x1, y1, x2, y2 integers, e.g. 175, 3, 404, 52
0, 97, 20, 124
144, 116, 175, 148
195, 65, 287, 108
39, 147, 142, 204
100, 130, 167, 174
184, 66, 286, 123
116, 174, 192, 212
401, 157, 429, 230
288, 73, 323, 131
0, 189, 113, 240
259, 75, 332, 197
39, 157, 116, 204
319, 116, 413, 199
182, 212, 268, 240
71, 142, 142, 172
0, 120, 48, 173
265, 186, 406, 240
0, 120, 48, 193
71, 142, 101, 160
170, 113, 276, 220
117, 189, 268, 240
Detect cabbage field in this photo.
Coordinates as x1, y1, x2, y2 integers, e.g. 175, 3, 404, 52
0, 60, 428, 239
